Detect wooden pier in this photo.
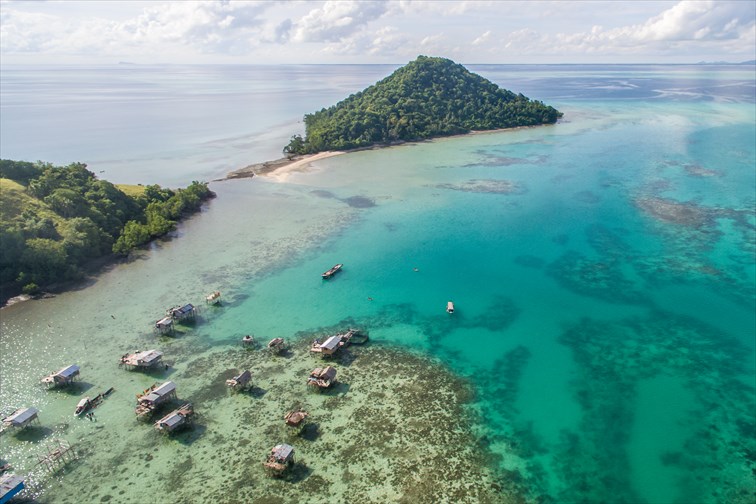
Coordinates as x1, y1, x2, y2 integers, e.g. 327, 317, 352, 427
37, 439, 77, 473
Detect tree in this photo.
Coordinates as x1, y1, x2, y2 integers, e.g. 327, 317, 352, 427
113, 221, 151, 255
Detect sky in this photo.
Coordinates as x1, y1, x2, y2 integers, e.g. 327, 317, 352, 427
1, 0, 754, 65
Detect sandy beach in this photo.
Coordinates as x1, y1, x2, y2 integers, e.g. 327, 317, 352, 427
225, 150, 344, 182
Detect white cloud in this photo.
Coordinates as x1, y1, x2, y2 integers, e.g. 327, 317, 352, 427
292, 0, 390, 43
0, 0, 754, 64
472, 30, 491, 46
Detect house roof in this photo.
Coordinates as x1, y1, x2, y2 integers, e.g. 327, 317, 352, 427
272, 444, 294, 461
153, 381, 176, 396
175, 304, 194, 315
4, 407, 38, 425
156, 316, 173, 327
321, 335, 341, 351
321, 366, 337, 380
158, 412, 184, 429
136, 350, 163, 363
57, 365, 80, 378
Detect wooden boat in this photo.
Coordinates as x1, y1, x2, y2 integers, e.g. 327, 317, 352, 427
74, 397, 91, 416
321, 263, 343, 279
446, 301, 454, 314
74, 388, 114, 417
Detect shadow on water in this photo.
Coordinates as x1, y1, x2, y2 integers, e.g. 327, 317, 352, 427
174, 423, 207, 446
299, 423, 320, 442
53, 382, 94, 395
13, 426, 53, 442
248, 386, 268, 399
141, 365, 176, 379
287, 462, 313, 484
323, 382, 350, 396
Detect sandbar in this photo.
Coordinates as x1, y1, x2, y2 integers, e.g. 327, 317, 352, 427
225, 151, 344, 182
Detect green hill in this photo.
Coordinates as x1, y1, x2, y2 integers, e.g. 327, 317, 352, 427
0, 159, 214, 301
284, 55, 562, 155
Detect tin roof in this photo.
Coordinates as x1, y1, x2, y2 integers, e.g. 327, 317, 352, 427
156, 316, 173, 327
137, 350, 163, 363
4, 407, 38, 426
176, 304, 194, 315
0, 473, 25, 500
158, 412, 184, 429
321, 366, 337, 381
57, 365, 80, 378
153, 381, 176, 396
321, 336, 341, 351
272, 444, 294, 461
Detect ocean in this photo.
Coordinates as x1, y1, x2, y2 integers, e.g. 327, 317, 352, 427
0, 63, 754, 503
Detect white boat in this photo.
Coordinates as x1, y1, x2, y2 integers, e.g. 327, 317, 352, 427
74, 397, 91, 416
446, 301, 454, 314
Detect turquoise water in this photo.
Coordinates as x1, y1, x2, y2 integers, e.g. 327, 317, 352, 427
1, 65, 755, 503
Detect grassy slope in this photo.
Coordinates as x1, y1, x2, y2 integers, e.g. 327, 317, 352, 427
115, 184, 146, 197
0, 178, 64, 228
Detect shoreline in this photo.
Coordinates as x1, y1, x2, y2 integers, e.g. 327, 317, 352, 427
224, 123, 556, 182
224, 151, 345, 182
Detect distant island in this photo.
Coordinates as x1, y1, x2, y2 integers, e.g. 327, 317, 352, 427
0, 159, 214, 303
283, 55, 562, 155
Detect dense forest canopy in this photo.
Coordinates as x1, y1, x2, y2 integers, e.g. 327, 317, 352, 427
0, 159, 214, 298
284, 55, 562, 155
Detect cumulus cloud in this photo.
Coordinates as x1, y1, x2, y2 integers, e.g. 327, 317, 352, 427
495, 0, 755, 59
0, 0, 753, 64
292, 0, 390, 43
1, 0, 273, 57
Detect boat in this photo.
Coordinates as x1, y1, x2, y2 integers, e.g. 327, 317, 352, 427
74, 388, 114, 417
322, 263, 343, 279
446, 301, 454, 314
74, 397, 91, 416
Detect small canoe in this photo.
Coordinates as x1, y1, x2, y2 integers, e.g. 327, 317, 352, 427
446, 301, 454, 314
322, 264, 343, 279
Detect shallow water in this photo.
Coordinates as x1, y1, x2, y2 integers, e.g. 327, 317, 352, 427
1, 64, 754, 503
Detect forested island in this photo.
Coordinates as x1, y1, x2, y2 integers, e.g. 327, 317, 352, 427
0, 160, 214, 302
284, 55, 562, 155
